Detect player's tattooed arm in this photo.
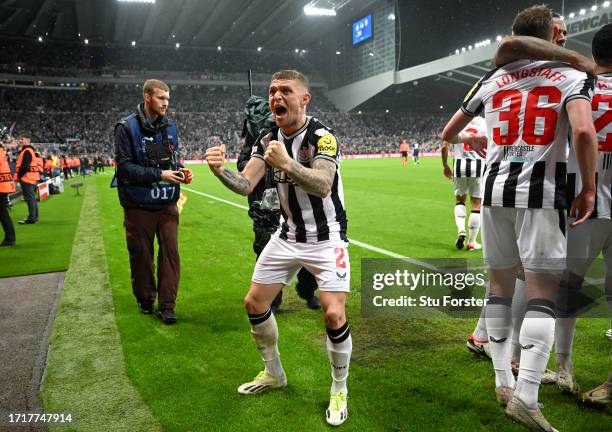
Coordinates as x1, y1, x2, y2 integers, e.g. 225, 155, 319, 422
495, 36, 597, 76
218, 169, 252, 196
286, 158, 336, 198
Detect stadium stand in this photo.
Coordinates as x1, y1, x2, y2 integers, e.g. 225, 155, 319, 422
0, 82, 445, 161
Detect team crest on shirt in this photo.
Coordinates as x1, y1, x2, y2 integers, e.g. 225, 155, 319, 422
297, 144, 313, 163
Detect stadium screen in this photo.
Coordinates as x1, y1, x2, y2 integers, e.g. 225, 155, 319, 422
352, 14, 372, 45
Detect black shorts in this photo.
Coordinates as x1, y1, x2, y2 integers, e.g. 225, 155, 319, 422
401, 151, 408, 157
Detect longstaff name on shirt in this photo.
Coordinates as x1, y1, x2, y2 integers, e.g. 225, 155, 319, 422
495, 67, 567, 89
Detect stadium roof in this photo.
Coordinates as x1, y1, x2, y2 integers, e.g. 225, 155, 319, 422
0, 0, 375, 51
343, 5, 611, 112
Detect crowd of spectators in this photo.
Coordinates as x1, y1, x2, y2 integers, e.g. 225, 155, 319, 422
0, 38, 320, 81
0, 83, 446, 160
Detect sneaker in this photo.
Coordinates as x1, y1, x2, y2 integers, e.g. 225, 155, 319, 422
606, 328, 612, 340
18, 219, 37, 225
511, 361, 558, 384
138, 302, 153, 315
326, 391, 348, 426
467, 334, 491, 359
506, 395, 559, 432
496, 386, 514, 406
467, 242, 482, 251
156, 308, 177, 324
237, 370, 287, 395
455, 231, 466, 250
305, 295, 321, 310
582, 381, 611, 406
557, 370, 580, 395
541, 369, 559, 385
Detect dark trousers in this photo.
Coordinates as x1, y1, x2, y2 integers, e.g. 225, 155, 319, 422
124, 205, 180, 310
0, 193, 15, 242
20, 181, 38, 221
63, 168, 71, 179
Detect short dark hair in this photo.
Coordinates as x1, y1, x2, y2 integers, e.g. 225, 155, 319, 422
271, 70, 309, 90
512, 5, 553, 40
592, 23, 612, 67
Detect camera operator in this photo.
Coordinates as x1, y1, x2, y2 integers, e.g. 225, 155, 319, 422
0, 132, 15, 246
238, 96, 320, 313
114, 79, 192, 324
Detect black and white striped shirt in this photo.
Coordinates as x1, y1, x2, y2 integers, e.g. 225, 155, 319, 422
567, 73, 612, 219
462, 60, 594, 209
453, 116, 486, 178
252, 117, 348, 243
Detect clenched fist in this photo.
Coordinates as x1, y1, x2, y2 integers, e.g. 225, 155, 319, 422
205, 144, 226, 176
264, 140, 291, 171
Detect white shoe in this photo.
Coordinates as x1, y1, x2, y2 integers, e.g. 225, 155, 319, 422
606, 328, 612, 340
557, 369, 580, 395
511, 361, 557, 384
237, 370, 287, 395
467, 334, 491, 359
326, 391, 348, 426
541, 369, 559, 385
506, 395, 558, 432
456, 231, 466, 250
495, 386, 514, 406
467, 242, 482, 251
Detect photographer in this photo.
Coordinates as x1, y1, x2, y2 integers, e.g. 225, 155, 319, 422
114, 79, 192, 324
238, 96, 319, 313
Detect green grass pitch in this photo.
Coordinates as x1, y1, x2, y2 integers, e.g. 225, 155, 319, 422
42, 157, 610, 431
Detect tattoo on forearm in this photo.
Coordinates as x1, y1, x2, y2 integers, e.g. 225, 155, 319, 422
219, 169, 251, 195
286, 159, 336, 197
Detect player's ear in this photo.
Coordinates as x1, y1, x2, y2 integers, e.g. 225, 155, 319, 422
302, 91, 311, 108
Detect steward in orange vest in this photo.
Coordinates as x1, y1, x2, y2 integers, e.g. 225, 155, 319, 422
0, 142, 15, 245
15, 136, 39, 224
15, 142, 40, 185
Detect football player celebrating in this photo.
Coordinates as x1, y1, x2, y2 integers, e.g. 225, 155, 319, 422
205, 70, 351, 426
443, 6, 597, 431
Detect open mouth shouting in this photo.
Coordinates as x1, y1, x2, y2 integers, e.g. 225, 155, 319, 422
273, 104, 288, 121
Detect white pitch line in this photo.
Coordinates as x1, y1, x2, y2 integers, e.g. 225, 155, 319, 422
182, 186, 438, 269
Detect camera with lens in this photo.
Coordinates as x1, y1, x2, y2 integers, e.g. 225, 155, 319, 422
248, 200, 281, 234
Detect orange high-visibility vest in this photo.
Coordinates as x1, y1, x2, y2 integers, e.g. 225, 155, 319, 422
44, 159, 54, 173
15, 146, 40, 185
0, 146, 15, 193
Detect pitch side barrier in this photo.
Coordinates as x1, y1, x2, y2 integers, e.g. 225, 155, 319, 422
328, 7, 611, 111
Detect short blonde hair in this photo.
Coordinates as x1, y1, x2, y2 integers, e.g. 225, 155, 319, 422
143, 79, 169, 97
271, 70, 309, 90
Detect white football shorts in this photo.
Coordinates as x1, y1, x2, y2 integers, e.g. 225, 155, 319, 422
481, 206, 566, 272
251, 234, 350, 292
453, 177, 482, 198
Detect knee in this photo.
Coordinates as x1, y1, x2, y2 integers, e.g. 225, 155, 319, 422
324, 306, 345, 329
244, 292, 266, 315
